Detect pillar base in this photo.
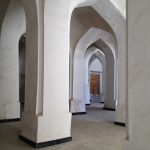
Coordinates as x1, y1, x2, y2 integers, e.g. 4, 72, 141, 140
103, 107, 115, 111
115, 122, 126, 127
72, 112, 87, 115
19, 135, 72, 148
0, 118, 20, 123
86, 104, 91, 106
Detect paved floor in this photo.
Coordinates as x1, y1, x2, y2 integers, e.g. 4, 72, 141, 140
0, 103, 126, 150
90, 95, 101, 103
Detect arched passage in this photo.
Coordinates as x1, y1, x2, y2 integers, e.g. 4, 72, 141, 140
29, 0, 125, 146
85, 47, 106, 105
0, 0, 126, 148
95, 40, 117, 110
89, 56, 102, 101
70, 0, 126, 124
71, 27, 117, 113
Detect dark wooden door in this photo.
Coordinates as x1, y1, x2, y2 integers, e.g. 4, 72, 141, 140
90, 72, 100, 95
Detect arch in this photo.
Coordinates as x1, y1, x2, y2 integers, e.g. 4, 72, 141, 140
70, 0, 126, 123
95, 41, 117, 109
85, 47, 106, 105
71, 27, 117, 113
70, 0, 125, 46
74, 27, 117, 58
89, 55, 103, 101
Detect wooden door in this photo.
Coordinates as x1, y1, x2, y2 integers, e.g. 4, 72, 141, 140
90, 72, 100, 95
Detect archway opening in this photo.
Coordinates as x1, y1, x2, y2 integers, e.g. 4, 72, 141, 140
89, 58, 103, 103
88, 57, 106, 115
69, 3, 125, 149
84, 44, 116, 120
84, 47, 106, 106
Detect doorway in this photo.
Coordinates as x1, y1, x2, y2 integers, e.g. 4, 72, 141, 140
90, 72, 100, 95
90, 71, 101, 103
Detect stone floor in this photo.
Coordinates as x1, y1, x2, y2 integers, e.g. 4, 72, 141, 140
90, 94, 101, 103
0, 103, 126, 150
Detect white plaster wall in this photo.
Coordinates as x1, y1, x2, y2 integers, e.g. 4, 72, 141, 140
21, 0, 72, 143
74, 0, 126, 18
70, 6, 116, 56
0, 0, 10, 35
89, 58, 102, 72
124, 0, 150, 149
36, 0, 72, 143
109, 0, 126, 18
0, 0, 26, 119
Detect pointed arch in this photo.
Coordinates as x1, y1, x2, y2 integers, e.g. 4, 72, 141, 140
71, 27, 117, 113
85, 47, 106, 104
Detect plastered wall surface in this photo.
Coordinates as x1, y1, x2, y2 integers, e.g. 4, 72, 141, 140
36, 0, 72, 143
0, 0, 10, 35
109, 0, 126, 17
123, 0, 150, 150
0, 0, 25, 119
90, 58, 102, 72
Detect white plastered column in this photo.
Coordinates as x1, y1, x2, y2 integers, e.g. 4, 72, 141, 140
123, 0, 150, 149
20, 0, 72, 143
71, 27, 117, 113
35, 0, 72, 143
85, 47, 106, 104
0, 0, 26, 120
20, 0, 45, 143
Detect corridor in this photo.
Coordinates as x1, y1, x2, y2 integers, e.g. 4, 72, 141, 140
0, 103, 125, 150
